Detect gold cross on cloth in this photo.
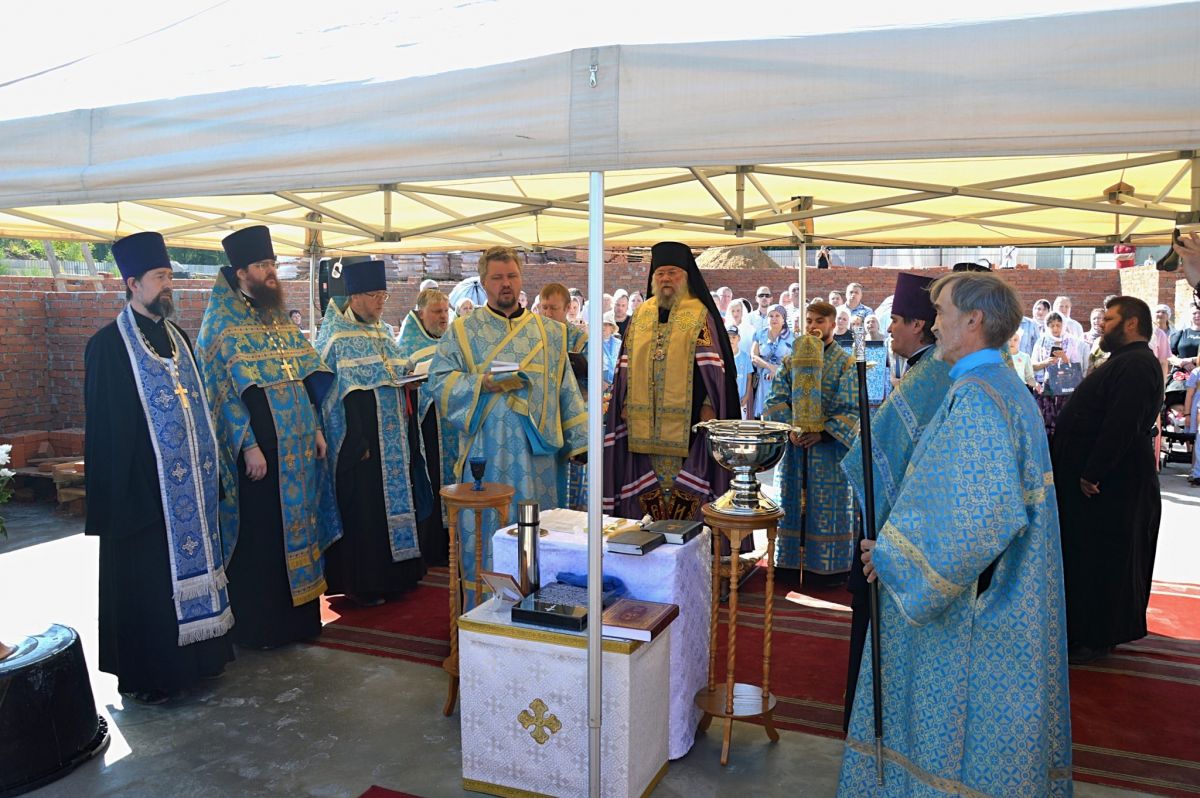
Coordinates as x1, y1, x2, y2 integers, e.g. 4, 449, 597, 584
281, 359, 296, 381
173, 382, 190, 410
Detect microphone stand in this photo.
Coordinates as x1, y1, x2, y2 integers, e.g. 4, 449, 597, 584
852, 327, 885, 786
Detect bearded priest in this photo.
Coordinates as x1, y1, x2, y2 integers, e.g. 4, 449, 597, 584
197, 226, 341, 649
317, 260, 432, 605
603, 242, 741, 523
85, 232, 233, 703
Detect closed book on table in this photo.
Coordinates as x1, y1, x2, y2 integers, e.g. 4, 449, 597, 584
606, 529, 664, 556
643, 519, 702, 545
601, 599, 680, 642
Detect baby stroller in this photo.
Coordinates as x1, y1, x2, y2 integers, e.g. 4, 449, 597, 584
1160, 386, 1196, 469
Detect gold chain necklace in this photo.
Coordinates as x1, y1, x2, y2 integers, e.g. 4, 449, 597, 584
242, 294, 299, 381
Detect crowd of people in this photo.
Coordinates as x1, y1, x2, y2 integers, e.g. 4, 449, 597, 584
83, 225, 1200, 796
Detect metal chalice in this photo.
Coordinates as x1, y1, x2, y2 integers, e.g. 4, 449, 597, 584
693, 419, 792, 516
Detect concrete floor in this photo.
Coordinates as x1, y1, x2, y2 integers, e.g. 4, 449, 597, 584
6, 462, 1196, 797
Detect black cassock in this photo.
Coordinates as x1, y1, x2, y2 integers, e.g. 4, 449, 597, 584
411, 387, 447, 567
225, 384, 324, 648
84, 313, 233, 693
324, 388, 429, 597
1052, 340, 1163, 650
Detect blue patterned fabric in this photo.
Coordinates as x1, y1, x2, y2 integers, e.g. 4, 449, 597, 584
765, 341, 859, 573
427, 307, 587, 606
842, 352, 953, 527
317, 300, 421, 562
396, 309, 458, 492
116, 306, 233, 645
838, 361, 1072, 797
196, 273, 341, 606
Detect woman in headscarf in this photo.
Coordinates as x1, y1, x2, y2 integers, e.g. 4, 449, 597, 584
750, 304, 792, 418
724, 297, 753, 354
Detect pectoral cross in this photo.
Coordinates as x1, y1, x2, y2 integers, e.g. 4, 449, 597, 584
281, 359, 296, 381
173, 382, 191, 410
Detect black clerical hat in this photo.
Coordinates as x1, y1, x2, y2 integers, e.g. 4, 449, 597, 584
112, 232, 171, 280
344, 260, 388, 295
222, 226, 275, 270
891, 272, 937, 327
649, 241, 696, 273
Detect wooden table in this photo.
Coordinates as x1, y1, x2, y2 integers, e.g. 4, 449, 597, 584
696, 502, 782, 766
439, 481, 514, 716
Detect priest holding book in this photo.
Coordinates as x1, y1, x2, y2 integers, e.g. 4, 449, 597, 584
426, 246, 587, 605
316, 260, 433, 605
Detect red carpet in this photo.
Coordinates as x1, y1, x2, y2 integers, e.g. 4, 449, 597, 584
357, 788, 424, 798
316, 567, 1200, 796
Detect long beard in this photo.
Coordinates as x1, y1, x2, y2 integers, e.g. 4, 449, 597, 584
146, 292, 174, 319
1099, 328, 1125, 353
249, 280, 285, 311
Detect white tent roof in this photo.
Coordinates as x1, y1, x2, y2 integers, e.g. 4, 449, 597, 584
1, 1, 1197, 251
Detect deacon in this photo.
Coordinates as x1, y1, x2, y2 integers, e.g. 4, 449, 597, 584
197, 225, 341, 649
395, 287, 455, 566
426, 246, 587, 602
763, 300, 858, 579
603, 242, 741, 522
840, 272, 1071, 796
538, 282, 589, 510
1053, 296, 1163, 664
317, 261, 433, 605
839, 272, 951, 730
85, 232, 233, 703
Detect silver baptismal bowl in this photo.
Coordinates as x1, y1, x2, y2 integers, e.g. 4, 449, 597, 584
693, 419, 792, 515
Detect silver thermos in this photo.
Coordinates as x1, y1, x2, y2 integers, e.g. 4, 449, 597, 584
517, 501, 541, 595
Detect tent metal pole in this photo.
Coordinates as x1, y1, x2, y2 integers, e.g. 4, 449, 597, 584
798, 237, 807, 324
586, 170, 605, 798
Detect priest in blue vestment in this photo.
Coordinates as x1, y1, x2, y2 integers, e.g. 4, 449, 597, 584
840, 271, 949, 728
839, 271, 1072, 797
85, 232, 234, 703
763, 300, 859, 579
317, 261, 433, 605
426, 246, 587, 605
197, 226, 341, 649
395, 286, 454, 566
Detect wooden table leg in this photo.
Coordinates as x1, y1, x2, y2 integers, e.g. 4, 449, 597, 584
472, 508, 485, 611
725, 530, 742, 722
443, 507, 461, 716
707, 528, 721, 693
720, 716, 734, 766
763, 523, 780, 743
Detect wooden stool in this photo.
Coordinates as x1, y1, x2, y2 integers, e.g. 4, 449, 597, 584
440, 481, 514, 716
696, 503, 782, 765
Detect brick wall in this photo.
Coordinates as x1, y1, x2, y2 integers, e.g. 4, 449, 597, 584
0, 265, 1137, 437
0, 291, 52, 431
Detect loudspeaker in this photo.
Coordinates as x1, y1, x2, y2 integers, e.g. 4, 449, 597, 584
318, 256, 374, 312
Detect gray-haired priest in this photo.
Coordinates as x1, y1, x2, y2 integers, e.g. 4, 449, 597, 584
85, 231, 233, 704
317, 260, 432, 605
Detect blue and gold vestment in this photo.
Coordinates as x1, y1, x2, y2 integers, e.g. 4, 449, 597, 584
838, 353, 1072, 797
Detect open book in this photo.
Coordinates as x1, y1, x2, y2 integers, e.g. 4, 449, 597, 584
489, 360, 520, 374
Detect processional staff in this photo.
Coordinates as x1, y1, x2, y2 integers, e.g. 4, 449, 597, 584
852, 326, 885, 786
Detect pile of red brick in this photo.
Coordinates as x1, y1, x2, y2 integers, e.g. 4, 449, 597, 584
3, 428, 84, 469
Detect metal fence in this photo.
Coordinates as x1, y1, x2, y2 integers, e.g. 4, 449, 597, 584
0, 258, 98, 276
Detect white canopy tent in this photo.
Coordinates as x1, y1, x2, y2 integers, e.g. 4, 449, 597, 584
2, 1, 1199, 252
4, 3, 1200, 793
